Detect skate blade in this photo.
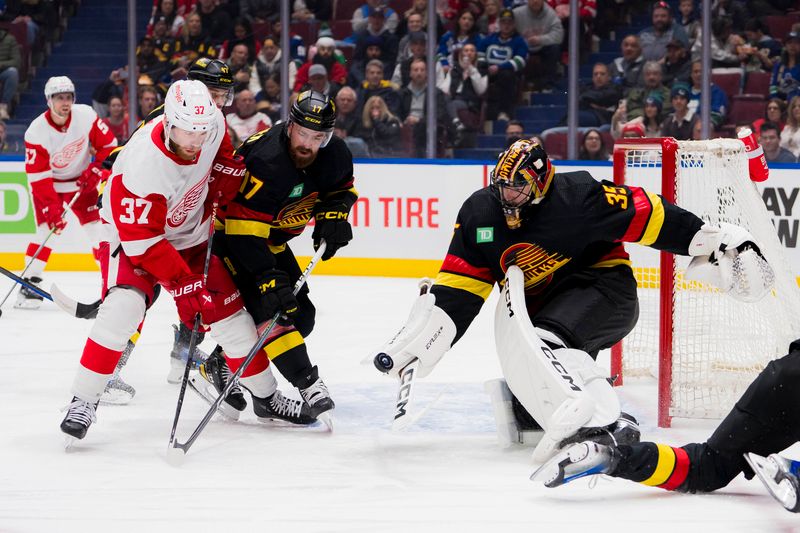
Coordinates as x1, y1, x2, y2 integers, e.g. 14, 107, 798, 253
100, 387, 135, 406
14, 300, 42, 310
187, 376, 241, 421
63, 435, 78, 451
318, 412, 334, 432
745, 453, 798, 510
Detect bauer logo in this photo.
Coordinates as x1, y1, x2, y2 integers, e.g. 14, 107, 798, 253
0, 173, 35, 233
476, 227, 494, 243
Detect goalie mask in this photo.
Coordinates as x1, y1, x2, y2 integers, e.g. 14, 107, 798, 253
491, 139, 554, 229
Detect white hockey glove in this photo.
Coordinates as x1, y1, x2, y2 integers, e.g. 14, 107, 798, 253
686, 223, 774, 302
372, 279, 457, 379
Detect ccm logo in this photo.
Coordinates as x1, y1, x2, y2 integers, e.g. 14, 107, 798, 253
170, 280, 203, 297
394, 365, 415, 419
212, 163, 246, 176
542, 346, 582, 392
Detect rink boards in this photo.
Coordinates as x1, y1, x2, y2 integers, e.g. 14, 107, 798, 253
2, 158, 800, 279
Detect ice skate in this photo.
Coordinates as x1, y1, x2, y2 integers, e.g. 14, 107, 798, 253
188, 347, 246, 420
299, 371, 335, 430
558, 412, 641, 449
101, 340, 136, 405
60, 396, 98, 447
14, 276, 44, 309
252, 390, 316, 426
168, 323, 209, 384
530, 441, 620, 488
745, 452, 800, 513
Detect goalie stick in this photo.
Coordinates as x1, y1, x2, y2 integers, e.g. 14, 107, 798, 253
166, 241, 327, 466
0, 266, 99, 319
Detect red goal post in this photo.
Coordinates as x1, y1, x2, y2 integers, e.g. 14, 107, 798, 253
610, 137, 800, 428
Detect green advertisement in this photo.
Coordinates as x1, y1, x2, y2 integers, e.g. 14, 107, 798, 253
0, 172, 35, 234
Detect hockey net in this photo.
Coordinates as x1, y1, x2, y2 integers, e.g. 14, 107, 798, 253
611, 138, 800, 427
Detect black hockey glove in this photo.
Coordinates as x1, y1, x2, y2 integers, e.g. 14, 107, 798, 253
312, 202, 352, 260
256, 269, 298, 322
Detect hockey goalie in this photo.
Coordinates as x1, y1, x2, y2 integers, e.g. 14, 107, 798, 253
371, 139, 774, 462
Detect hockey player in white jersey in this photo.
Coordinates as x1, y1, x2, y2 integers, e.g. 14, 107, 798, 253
18, 76, 118, 308
59, 80, 313, 443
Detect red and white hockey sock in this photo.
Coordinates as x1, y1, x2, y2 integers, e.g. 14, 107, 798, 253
72, 339, 122, 402
24, 241, 51, 279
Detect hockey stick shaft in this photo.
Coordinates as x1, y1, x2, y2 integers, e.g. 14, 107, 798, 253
0, 266, 53, 301
0, 191, 80, 310
172, 241, 327, 455
169, 197, 220, 450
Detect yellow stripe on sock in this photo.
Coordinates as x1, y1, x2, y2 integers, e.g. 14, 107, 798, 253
641, 444, 676, 486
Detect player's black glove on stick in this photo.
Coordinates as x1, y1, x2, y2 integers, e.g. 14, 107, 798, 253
312, 202, 352, 260
257, 269, 299, 323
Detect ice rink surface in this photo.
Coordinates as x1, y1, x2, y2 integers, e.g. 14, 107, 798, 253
0, 272, 797, 532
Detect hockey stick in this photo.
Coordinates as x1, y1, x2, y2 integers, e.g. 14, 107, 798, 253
0, 191, 81, 315
168, 197, 220, 457
166, 241, 327, 465
0, 267, 100, 319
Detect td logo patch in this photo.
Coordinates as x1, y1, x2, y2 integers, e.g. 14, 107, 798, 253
476, 227, 494, 243
289, 184, 304, 198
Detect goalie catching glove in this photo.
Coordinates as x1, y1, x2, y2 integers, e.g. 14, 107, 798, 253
372, 279, 456, 379
685, 222, 774, 302
312, 202, 352, 260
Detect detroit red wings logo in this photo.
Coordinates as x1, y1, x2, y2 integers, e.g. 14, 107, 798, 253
168, 173, 209, 227
51, 137, 86, 169
500, 242, 570, 294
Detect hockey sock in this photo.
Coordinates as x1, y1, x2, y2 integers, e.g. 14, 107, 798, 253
614, 442, 690, 491
261, 325, 313, 388
24, 241, 51, 279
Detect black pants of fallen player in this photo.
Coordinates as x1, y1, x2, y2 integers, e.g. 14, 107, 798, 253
530, 264, 640, 358
213, 234, 317, 386
613, 345, 800, 492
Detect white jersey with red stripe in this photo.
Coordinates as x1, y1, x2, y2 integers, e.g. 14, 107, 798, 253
101, 113, 227, 262
24, 104, 118, 193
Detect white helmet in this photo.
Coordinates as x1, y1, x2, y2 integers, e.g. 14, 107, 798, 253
163, 79, 218, 141
44, 76, 75, 100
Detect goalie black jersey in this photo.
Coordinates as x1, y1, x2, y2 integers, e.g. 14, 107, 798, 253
430, 170, 705, 340
223, 122, 357, 274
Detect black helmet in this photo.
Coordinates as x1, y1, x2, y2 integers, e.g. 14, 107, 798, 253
187, 58, 234, 89
290, 90, 337, 132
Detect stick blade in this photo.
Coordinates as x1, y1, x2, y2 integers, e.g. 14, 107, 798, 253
166, 445, 186, 467
50, 284, 100, 319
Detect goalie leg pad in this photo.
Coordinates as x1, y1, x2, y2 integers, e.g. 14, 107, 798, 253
496, 266, 622, 462
374, 283, 456, 379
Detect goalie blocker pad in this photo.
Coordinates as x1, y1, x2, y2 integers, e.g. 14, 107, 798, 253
495, 266, 621, 462
373, 279, 457, 379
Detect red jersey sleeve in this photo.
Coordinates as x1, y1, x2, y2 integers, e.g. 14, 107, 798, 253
24, 141, 52, 183
108, 175, 192, 283
208, 129, 246, 211
88, 116, 119, 163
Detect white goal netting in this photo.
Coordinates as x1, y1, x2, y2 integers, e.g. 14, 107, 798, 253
614, 138, 800, 424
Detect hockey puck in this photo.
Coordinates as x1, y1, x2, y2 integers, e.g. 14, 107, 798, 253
374, 352, 394, 372
166, 445, 186, 467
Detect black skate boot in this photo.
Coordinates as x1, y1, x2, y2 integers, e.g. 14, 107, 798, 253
14, 276, 44, 309
60, 396, 98, 442
188, 347, 247, 420
252, 390, 316, 425
168, 323, 209, 384
558, 412, 641, 449
298, 366, 335, 428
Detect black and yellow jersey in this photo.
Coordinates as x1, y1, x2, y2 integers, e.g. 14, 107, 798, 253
223, 122, 357, 275
430, 170, 705, 341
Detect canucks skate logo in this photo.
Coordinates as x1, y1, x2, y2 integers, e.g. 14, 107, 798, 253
274, 193, 318, 231
51, 137, 86, 169
168, 172, 210, 227
500, 242, 569, 293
